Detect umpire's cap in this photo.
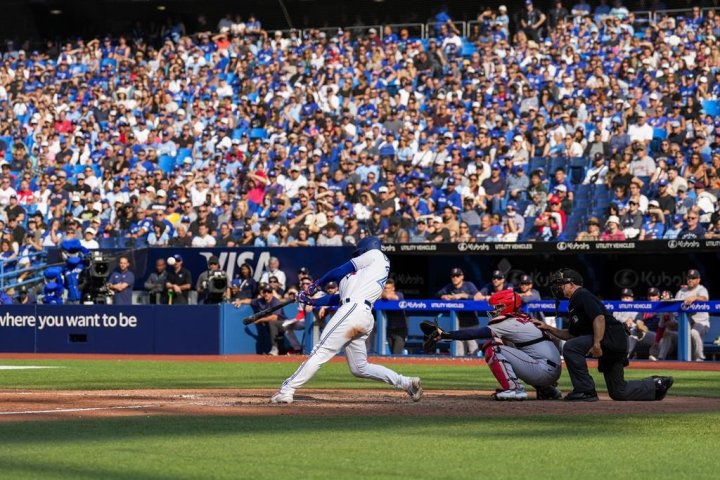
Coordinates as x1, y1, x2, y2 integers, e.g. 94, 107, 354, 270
550, 268, 583, 287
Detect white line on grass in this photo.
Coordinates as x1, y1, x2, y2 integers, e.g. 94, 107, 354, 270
0, 405, 161, 415
0, 366, 64, 370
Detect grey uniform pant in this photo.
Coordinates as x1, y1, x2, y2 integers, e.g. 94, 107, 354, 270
563, 335, 656, 401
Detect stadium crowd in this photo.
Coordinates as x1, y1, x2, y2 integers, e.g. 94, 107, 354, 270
1, 0, 720, 280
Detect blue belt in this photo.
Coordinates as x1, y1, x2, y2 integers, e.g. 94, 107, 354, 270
343, 298, 372, 308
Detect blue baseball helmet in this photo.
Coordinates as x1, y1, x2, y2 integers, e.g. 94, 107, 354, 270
353, 236, 382, 258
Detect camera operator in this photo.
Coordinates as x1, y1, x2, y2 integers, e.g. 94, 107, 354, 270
108, 256, 135, 305
196, 256, 227, 304
144, 258, 167, 304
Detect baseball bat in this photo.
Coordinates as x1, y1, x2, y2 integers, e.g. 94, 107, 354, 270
242, 299, 295, 325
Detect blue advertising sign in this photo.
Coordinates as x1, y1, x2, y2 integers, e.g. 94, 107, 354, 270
0, 305, 220, 354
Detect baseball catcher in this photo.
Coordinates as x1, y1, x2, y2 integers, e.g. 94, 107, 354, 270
421, 289, 562, 401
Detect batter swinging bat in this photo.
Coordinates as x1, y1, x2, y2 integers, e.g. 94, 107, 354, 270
242, 299, 295, 325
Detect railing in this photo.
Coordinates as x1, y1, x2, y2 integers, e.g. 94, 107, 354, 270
0, 251, 49, 291
231, 6, 719, 44
372, 299, 720, 361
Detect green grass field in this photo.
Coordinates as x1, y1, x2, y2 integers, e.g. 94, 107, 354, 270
1, 358, 719, 480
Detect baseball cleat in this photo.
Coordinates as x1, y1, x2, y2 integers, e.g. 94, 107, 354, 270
564, 390, 599, 402
491, 388, 528, 401
270, 391, 294, 404
653, 376, 674, 401
406, 377, 423, 402
535, 385, 563, 400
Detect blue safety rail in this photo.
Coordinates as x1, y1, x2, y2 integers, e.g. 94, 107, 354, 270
0, 251, 49, 290
373, 300, 720, 361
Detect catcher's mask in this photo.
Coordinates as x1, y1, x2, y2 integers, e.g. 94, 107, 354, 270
549, 268, 583, 299
488, 289, 522, 318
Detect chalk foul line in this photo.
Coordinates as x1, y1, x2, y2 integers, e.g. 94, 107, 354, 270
0, 404, 161, 416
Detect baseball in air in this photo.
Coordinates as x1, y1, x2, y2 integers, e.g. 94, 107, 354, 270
167, 257, 176, 266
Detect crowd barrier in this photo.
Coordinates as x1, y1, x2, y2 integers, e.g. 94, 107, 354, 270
2, 301, 717, 361
372, 300, 720, 361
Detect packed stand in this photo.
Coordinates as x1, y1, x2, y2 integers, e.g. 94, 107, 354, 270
0, 2, 719, 261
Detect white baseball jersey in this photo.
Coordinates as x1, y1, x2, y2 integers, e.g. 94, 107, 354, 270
340, 249, 390, 304
489, 315, 562, 366
278, 248, 415, 397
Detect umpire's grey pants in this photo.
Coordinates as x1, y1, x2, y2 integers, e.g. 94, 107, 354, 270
563, 335, 656, 401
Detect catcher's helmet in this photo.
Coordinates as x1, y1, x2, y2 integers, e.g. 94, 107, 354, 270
488, 289, 522, 318
353, 236, 382, 258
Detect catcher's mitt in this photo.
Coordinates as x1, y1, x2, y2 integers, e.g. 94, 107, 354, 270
420, 320, 450, 353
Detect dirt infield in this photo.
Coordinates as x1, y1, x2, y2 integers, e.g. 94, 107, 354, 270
1, 388, 719, 422
0, 355, 718, 422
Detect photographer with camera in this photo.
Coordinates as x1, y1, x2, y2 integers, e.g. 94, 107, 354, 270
108, 256, 135, 305
195, 255, 227, 304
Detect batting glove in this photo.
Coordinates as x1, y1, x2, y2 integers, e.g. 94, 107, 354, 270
305, 281, 321, 296
297, 291, 315, 306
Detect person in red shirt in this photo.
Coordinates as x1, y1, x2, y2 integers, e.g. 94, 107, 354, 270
53, 111, 73, 133
600, 215, 626, 241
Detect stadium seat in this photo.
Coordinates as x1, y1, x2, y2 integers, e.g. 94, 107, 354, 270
232, 128, 248, 140
177, 148, 193, 162
569, 157, 588, 184
550, 157, 568, 173
576, 183, 592, 199
529, 157, 548, 174
158, 155, 176, 174
249, 128, 268, 140
653, 128, 668, 140
701, 100, 719, 117
461, 39, 477, 57
592, 184, 610, 199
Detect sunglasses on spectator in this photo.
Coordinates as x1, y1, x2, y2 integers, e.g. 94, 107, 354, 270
687, 216, 698, 220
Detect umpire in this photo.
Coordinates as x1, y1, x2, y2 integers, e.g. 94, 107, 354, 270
536, 268, 674, 402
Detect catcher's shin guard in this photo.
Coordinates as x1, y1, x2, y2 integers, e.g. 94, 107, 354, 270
483, 341, 520, 391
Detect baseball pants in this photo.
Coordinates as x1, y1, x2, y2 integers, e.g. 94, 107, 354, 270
485, 344, 561, 389
627, 331, 656, 358
564, 335, 656, 400
657, 324, 707, 360
279, 302, 414, 394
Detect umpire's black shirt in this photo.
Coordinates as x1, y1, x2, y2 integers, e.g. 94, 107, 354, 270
566, 287, 621, 337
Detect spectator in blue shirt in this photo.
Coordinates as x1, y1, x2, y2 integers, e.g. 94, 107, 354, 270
108, 256, 135, 305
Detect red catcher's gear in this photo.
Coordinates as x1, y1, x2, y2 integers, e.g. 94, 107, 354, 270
488, 289, 522, 318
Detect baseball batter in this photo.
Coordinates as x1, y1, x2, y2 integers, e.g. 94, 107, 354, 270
423, 289, 562, 401
270, 236, 423, 404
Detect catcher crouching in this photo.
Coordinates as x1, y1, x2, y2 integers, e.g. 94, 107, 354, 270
422, 289, 562, 401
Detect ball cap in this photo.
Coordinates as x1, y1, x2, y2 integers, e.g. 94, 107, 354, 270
687, 269, 701, 279
492, 270, 505, 279
621, 288, 634, 297
450, 267, 464, 276
519, 274, 532, 284
172, 254, 183, 262
207, 255, 219, 265
648, 287, 660, 296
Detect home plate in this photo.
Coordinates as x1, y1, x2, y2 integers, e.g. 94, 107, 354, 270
0, 366, 63, 370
